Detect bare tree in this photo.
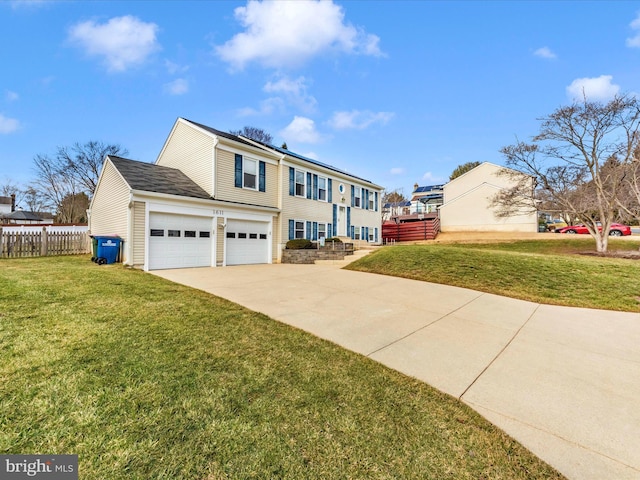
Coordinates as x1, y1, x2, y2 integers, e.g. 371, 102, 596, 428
57, 141, 128, 196
229, 126, 273, 144
494, 94, 640, 253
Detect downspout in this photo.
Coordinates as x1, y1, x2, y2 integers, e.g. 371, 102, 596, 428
126, 192, 133, 266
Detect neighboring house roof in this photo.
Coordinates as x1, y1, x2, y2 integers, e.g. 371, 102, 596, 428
0, 196, 11, 205
109, 156, 212, 200
2, 210, 45, 221
413, 184, 445, 194
182, 118, 379, 187
383, 201, 411, 208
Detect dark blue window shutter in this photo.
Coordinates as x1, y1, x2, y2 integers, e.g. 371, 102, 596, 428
289, 167, 295, 196
366, 226, 369, 241
313, 174, 318, 200
332, 204, 337, 236
288, 219, 294, 240
234, 154, 242, 188
328, 223, 333, 237
258, 161, 266, 192
327, 178, 332, 203
374, 227, 378, 242
346, 206, 351, 234
375, 191, 379, 211
364, 189, 369, 210
306, 172, 312, 199
350, 225, 355, 239
312, 222, 318, 241
306, 221, 312, 240
351, 185, 355, 207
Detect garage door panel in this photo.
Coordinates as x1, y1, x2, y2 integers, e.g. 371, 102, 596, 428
149, 213, 212, 270
226, 219, 268, 265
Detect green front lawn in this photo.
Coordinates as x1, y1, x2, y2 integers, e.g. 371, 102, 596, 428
0, 256, 563, 479
347, 238, 640, 312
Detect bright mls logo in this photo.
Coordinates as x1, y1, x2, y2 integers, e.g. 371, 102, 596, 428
1, 455, 78, 479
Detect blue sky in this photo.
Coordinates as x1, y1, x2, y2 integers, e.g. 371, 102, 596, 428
2, 1, 640, 197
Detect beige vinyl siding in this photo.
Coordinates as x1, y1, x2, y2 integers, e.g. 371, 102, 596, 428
215, 149, 278, 208
216, 216, 224, 266
156, 121, 214, 194
132, 201, 145, 266
90, 161, 130, 242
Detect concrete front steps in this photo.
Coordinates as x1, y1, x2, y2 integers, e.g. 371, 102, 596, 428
314, 244, 380, 266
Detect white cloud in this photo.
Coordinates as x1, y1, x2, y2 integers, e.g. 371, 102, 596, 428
533, 46, 556, 59
566, 75, 620, 102
237, 97, 285, 117
422, 172, 444, 183
328, 110, 394, 130
263, 75, 317, 112
280, 116, 322, 144
302, 151, 319, 160
626, 13, 640, 47
0, 114, 20, 134
163, 78, 189, 95
5, 91, 18, 102
164, 59, 189, 75
215, 0, 383, 70
68, 15, 160, 72
389, 167, 405, 175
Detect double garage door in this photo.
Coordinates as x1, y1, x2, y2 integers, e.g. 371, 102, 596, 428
148, 213, 269, 269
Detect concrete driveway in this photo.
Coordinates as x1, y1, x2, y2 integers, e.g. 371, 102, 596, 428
153, 261, 640, 480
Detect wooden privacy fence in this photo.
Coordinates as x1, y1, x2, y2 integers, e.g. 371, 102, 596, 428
382, 217, 441, 243
0, 227, 91, 258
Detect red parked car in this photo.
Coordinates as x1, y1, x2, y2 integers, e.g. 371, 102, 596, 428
556, 223, 632, 236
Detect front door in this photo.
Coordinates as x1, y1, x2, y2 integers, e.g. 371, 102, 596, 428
338, 206, 346, 236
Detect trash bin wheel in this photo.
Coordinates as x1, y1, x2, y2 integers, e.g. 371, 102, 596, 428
98, 258, 107, 265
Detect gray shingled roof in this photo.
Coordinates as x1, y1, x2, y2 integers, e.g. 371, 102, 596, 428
183, 119, 257, 148
108, 156, 212, 200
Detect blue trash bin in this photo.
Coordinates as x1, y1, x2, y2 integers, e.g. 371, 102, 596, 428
94, 236, 122, 265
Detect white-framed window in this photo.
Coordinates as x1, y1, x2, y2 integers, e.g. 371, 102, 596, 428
354, 226, 361, 240
318, 223, 327, 239
369, 229, 374, 242
295, 220, 305, 239
295, 170, 306, 197
354, 187, 361, 208
369, 193, 374, 210
243, 158, 257, 190
318, 176, 327, 202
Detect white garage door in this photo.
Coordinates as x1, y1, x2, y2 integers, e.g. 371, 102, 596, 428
226, 219, 269, 265
149, 213, 212, 270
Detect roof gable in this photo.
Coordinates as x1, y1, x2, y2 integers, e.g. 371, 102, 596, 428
108, 156, 211, 200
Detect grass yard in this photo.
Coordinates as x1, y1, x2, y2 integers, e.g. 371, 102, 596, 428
347, 237, 640, 312
0, 256, 564, 479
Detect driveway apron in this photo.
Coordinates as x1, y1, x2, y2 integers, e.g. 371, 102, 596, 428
153, 263, 640, 480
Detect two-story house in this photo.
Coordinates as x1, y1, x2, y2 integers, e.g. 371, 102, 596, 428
89, 118, 383, 270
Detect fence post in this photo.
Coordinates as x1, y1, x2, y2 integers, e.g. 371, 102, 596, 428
0, 227, 2, 257
41, 226, 47, 256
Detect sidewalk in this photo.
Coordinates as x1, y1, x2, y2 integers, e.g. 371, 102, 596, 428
153, 261, 640, 480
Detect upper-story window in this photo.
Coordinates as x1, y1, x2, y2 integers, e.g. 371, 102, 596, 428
235, 154, 266, 192
243, 158, 257, 189
295, 170, 306, 197
354, 186, 361, 208
318, 176, 327, 202
369, 192, 374, 210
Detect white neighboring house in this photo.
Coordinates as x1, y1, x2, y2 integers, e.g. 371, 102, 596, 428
438, 162, 537, 232
89, 118, 383, 270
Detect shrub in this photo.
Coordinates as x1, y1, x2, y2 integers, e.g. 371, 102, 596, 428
286, 239, 313, 250
324, 237, 342, 243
